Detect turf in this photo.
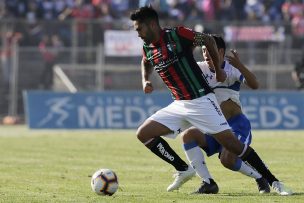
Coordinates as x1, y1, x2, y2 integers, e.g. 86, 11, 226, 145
0, 126, 303, 203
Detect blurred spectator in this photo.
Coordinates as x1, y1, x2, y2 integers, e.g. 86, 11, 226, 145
264, 0, 285, 22
109, 0, 129, 19
5, 0, 23, 18
291, 9, 304, 36
38, 34, 63, 89
232, 0, 247, 20
0, 1, 8, 18
291, 52, 304, 90
186, 1, 203, 21
282, 0, 304, 21
92, 0, 112, 20
59, 0, 94, 46
166, 0, 186, 21
244, 0, 266, 21
216, 0, 235, 21
199, 0, 216, 21
37, 0, 55, 20
1, 30, 22, 88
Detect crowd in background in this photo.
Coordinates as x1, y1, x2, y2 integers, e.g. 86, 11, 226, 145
0, 0, 302, 48
0, 0, 303, 24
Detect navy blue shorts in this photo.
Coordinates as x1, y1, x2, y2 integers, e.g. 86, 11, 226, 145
203, 113, 252, 156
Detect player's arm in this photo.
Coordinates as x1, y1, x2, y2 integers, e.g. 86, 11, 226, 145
226, 49, 259, 89
202, 45, 226, 82
141, 58, 154, 93
176, 27, 224, 81
195, 33, 226, 82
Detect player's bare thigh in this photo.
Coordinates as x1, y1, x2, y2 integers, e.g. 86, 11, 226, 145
136, 119, 173, 143
181, 127, 208, 148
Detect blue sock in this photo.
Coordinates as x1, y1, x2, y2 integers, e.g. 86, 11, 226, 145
232, 158, 242, 171
183, 141, 198, 151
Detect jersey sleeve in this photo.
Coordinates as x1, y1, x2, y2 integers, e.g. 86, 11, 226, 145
230, 66, 245, 83
176, 26, 198, 47
197, 61, 210, 75
197, 61, 219, 88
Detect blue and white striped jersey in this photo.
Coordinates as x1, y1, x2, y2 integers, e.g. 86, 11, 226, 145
197, 60, 245, 108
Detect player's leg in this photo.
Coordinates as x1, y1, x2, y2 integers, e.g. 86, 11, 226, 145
136, 104, 195, 191
188, 94, 292, 195
220, 114, 269, 193
181, 127, 219, 194
220, 149, 270, 193
137, 119, 191, 170
213, 131, 292, 195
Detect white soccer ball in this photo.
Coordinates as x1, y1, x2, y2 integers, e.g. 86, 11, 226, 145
91, 168, 119, 196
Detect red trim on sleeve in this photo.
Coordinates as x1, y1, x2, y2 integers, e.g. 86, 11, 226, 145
177, 26, 195, 41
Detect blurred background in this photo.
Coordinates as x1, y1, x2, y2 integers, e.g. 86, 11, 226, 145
0, 0, 304, 124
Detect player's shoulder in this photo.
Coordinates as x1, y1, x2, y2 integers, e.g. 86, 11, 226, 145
174, 26, 195, 35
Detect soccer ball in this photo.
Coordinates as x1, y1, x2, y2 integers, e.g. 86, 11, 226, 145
91, 168, 119, 196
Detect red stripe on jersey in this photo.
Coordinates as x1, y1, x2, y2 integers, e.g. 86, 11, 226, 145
153, 47, 159, 64
159, 37, 168, 63
177, 27, 195, 41
159, 71, 180, 99
168, 66, 191, 100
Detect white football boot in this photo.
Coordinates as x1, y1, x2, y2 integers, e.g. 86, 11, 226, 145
167, 166, 196, 192
272, 181, 293, 196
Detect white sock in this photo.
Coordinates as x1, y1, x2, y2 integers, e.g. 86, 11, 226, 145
183, 142, 212, 183
238, 161, 262, 179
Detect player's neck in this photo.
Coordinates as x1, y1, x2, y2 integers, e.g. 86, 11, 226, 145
151, 28, 163, 45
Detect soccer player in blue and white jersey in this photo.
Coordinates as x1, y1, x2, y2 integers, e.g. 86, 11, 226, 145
181, 34, 293, 195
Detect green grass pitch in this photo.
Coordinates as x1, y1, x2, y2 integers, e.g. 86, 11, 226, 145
0, 126, 303, 203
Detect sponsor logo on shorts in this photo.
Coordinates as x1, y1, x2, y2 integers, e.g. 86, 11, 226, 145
220, 122, 228, 126
157, 143, 175, 161
207, 98, 223, 116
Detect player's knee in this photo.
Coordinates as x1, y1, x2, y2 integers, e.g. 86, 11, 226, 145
220, 156, 235, 170
136, 124, 157, 144
136, 125, 146, 142
181, 128, 196, 143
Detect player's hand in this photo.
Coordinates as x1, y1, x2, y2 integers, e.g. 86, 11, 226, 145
225, 49, 243, 70
143, 81, 153, 94
202, 46, 215, 69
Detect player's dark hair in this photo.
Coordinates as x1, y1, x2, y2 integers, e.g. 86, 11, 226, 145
130, 6, 159, 25
211, 34, 226, 54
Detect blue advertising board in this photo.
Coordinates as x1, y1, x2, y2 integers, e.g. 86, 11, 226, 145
24, 91, 172, 129
240, 92, 304, 129
23, 91, 304, 129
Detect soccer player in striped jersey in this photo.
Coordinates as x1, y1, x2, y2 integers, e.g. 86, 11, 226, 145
130, 6, 292, 195
180, 34, 292, 195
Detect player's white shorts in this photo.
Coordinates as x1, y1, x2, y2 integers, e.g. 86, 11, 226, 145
148, 93, 230, 139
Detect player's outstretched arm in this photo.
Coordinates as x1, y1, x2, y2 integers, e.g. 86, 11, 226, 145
141, 58, 154, 93
226, 49, 259, 89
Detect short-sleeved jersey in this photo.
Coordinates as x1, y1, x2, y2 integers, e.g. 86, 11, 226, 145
197, 60, 245, 107
142, 26, 213, 100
